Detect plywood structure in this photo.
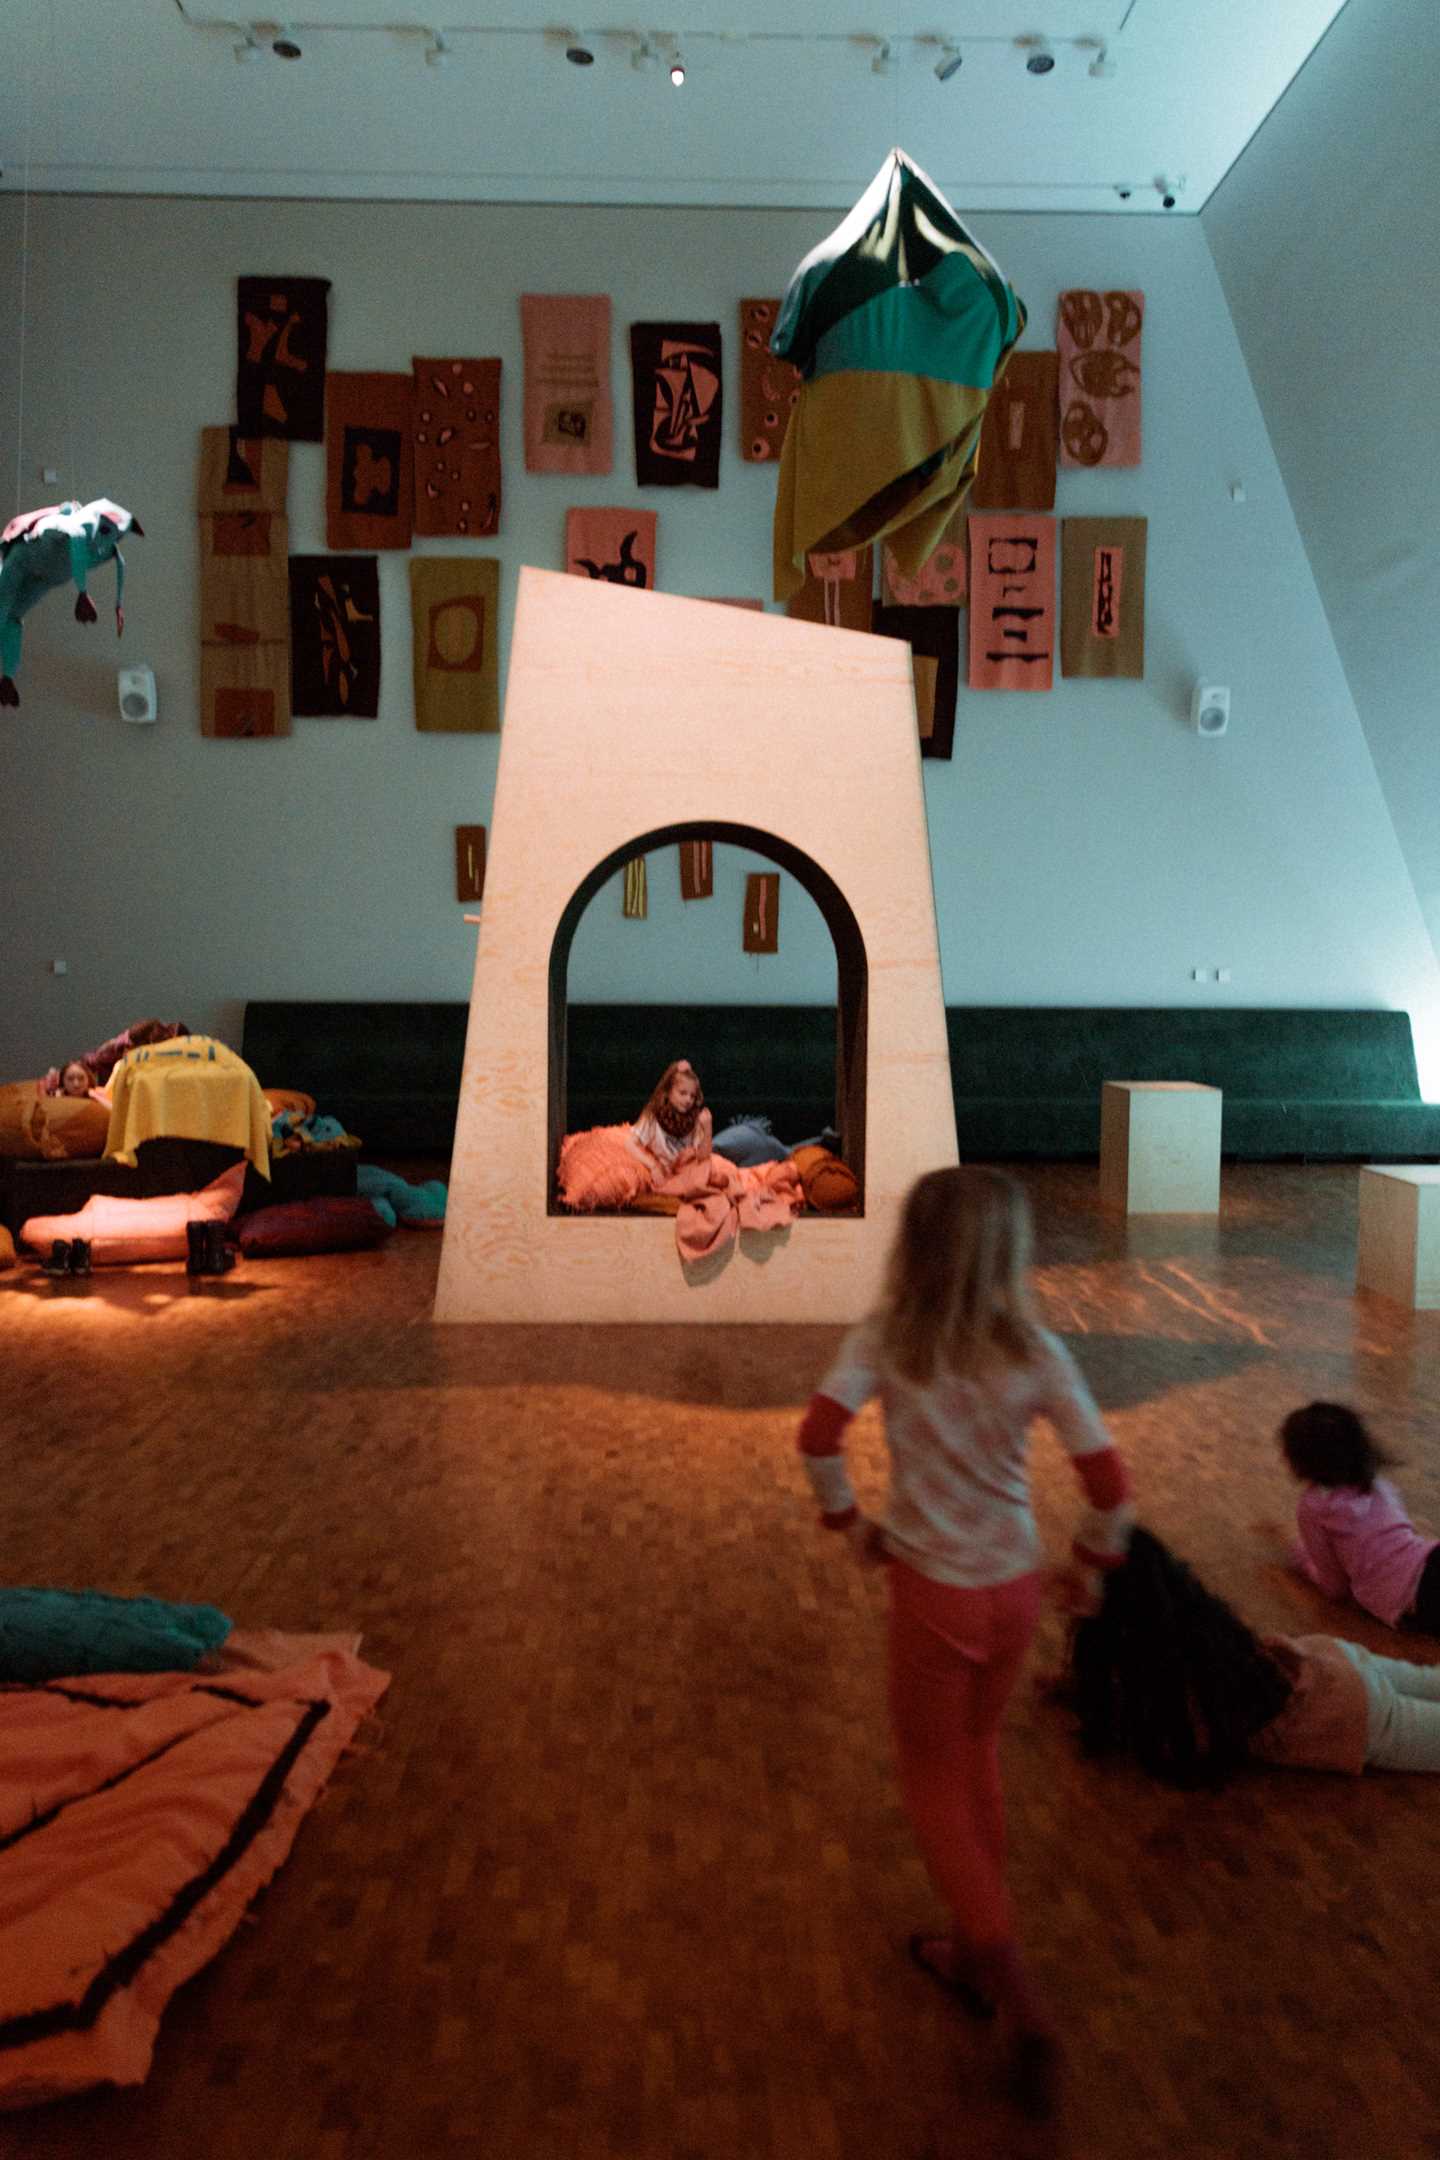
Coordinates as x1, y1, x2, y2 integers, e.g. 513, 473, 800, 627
434, 567, 956, 1323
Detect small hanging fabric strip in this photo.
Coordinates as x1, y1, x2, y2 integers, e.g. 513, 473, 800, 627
784, 547, 873, 632
623, 858, 648, 919
744, 872, 780, 954
679, 840, 713, 900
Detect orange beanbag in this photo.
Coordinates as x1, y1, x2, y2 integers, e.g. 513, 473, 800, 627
262, 1088, 317, 1121
19, 1164, 245, 1266
790, 1144, 861, 1213
556, 1125, 651, 1211
0, 1226, 14, 1271
0, 1084, 111, 1162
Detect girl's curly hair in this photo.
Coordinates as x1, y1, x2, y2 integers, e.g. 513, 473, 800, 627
1068, 1527, 1295, 1788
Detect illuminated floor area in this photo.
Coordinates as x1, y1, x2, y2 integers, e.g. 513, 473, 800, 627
3, 1163, 1438, 2159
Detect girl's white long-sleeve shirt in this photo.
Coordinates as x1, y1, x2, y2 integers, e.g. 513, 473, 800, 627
798, 1319, 1132, 1588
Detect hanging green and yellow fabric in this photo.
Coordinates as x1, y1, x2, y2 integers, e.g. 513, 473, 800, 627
771, 149, 1025, 602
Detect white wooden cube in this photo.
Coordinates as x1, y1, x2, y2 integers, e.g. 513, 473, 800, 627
1099, 1081, 1223, 1215
1356, 1165, 1440, 1310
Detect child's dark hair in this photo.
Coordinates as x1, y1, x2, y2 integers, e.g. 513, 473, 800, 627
1067, 1527, 1294, 1789
1279, 1401, 1397, 1491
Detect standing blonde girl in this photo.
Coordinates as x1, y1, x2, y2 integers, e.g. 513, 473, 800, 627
796, 1166, 1133, 2120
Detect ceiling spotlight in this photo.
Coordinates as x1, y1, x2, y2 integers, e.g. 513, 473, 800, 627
1114, 184, 1133, 200
871, 38, 894, 75
1023, 40, 1055, 74
631, 35, 658, 70
564, 38, 595, 65
933, 42, 963, 82
1156, 176, 1181, 208
669, 52, 686, 85
270, 26, 303, 60
1088, 45, 1116, 77
232, 30, 261, 62
424, 32, 451, 69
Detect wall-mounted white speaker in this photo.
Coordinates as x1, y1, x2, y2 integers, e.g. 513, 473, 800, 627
118, 665, 157, 724
1191, 682, 1230, 737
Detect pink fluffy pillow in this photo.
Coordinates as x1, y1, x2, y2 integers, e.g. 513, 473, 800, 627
556, 1125, 651, 1211
20, 1163, 245, 1265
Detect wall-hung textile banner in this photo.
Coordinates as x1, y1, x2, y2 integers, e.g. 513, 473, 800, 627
288, 555, 381, 717
785, 547, 873, 632
455, 825, 486, 902
623, 858, 648, 919
968, 351, 1060, 510
236, 276, 330, 442
198, 428, 291, 739
326, 373, 414, 550
409, 557, 500, 733
743, 872, 780, 954
630, 322, 723, 489
412, 357, 502, 537
1060, 516, 1147, 678
520, 294, 613, 476
679, 840, 713, 900
967, 513, 1056, 690
873, 604, 960, 758
770, 149, 1025, 601
739, 298, 802, 463
564, 507, 657, 589
197, 427, 288, 515
1057, 290, 1143, 468
882, 513, 967, 607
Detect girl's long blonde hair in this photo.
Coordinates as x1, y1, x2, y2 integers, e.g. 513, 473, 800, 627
878, 1165, 1040, 1386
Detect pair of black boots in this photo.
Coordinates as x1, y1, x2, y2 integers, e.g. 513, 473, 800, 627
42, 1237, 91, 1277
187, 1221, 237, 1276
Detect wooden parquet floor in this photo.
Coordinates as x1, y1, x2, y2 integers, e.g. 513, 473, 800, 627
3, 1163, 1440, 2160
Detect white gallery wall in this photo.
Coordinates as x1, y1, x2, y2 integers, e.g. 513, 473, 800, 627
1203, 0, 1440, 987
2, 189, 1439, 1088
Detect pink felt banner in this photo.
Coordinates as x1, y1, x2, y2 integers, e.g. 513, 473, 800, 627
967, 514, 1056, 691
882, 519, 968, 607
521, 295, 613, 475
564, 507, 657, 590
1057, 290, 1143, 469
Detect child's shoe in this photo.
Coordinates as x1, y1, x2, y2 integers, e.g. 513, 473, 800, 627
204, 1222, 236, 1273
41, 1239, 72, 1277
68, 1238, 92, 1277
186, 1221, 210, 1276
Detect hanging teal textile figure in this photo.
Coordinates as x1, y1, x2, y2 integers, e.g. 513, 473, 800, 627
0, 497, 143, 708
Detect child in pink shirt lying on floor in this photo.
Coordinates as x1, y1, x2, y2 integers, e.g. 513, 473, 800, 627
1275, 1401, 1440, 1633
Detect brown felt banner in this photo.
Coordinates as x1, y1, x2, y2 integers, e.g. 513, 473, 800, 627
739, 298, 802, 464
744, 873, 780, 955
455, 826, 487, 903
785, 547, 873, 632
236, 276, 330, 442
968, 352, 1059, 510
967, 514, 1056, 691
412, 357, 502, 538
1061, 517, 1147, 678
623, 859, 648, 919
409, 557, 500, 733
630, 322, 723, 489
326, 372, 415, 550
1057, 291, 1144, 469
197, 427, 288, 515
521, 294, 613, 476
872, 604, 960, 759
565, 507, 657, 590
289, 555, 381, 717
199, 427, 291, 738
679, 841, 713, 900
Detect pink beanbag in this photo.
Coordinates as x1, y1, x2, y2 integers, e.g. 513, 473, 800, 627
556, 1125, 651, 1211
236, 1197, 392, 1257
20, 1164, 245, 1265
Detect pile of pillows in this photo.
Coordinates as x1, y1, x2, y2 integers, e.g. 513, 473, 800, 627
0, 1081, 110, 1163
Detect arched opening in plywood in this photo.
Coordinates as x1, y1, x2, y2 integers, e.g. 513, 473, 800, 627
547, 820, 868, 1212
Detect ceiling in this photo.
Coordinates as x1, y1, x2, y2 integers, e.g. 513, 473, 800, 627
0, 0, 1349, 212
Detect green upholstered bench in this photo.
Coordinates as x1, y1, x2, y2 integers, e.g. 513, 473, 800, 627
945, 1007, 1440, 1161
236, 1000, 1440, 1166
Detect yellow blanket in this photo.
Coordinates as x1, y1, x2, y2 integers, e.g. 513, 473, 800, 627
104, 1036, 272, 1179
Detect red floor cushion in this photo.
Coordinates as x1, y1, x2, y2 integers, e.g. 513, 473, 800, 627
236, 1196, 391, 1257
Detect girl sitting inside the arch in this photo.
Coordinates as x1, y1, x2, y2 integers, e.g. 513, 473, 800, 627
628, 1059, 712, 1178
1062, 1525, 1440, 1784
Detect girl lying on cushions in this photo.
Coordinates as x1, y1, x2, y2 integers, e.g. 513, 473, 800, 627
42, 1018, 189, 1097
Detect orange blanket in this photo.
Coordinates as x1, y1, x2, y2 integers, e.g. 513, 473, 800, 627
0, 1642, 388, 2109
658, 1153, 803, 1263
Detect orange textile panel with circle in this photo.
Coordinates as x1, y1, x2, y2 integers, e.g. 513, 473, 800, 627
409, 557, 501, 732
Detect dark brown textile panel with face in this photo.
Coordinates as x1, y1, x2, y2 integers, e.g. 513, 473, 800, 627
236, 276, 330, 441
289, 556, 381, 717
326, 373, 415, 550
630, 323, 723, 489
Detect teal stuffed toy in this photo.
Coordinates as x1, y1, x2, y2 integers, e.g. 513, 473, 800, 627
356, 1164, 447, 1228
0, 497, 143, 708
